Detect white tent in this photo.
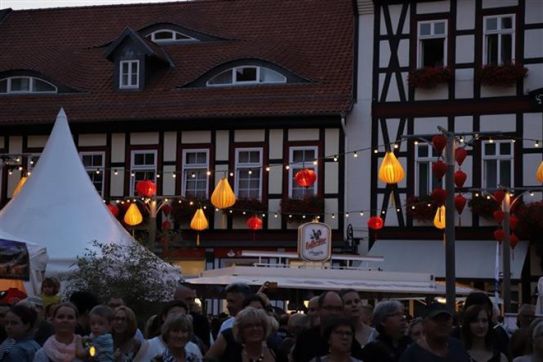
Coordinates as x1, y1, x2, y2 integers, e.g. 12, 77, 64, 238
0, 109, 180, 279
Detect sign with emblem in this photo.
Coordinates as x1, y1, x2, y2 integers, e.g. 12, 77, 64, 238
529, 88, 543, 110
298, 221, 332, 262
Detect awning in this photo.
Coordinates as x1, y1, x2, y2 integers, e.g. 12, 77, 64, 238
366, 239, 528, 280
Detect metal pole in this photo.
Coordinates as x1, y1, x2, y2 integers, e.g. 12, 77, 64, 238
445, 134, 456, 311
502, 193, 511, 313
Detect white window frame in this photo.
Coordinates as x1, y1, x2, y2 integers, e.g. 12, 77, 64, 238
119, 60, 140, 89
130, 150, 157, 196
206, 66, 287, 87
414, 143, 443, 196
0, 76, 57, 94
147, 30, 195, 43
80, 151, 106, 196
181, 149, 209, 198
288, 146, 318, 199
482, 140, 514, 189
483, 14, 515, 65
234, 148, 263, 200
417, 20, 448, 68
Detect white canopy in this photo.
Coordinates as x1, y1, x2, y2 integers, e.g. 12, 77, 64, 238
0, 109, 179, 278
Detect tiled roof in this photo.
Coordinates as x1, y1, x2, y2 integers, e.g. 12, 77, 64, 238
0, 0, 354, 125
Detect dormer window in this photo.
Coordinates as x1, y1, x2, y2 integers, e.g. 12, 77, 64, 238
120, 60, 139, 89
207, 66, 287, 86
147, 30, 195, 43
0, 76, 57, 94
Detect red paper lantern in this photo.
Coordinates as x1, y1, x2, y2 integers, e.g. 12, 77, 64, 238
246, 216, 263, 231
161, 220, 172, 231
493, 190, 505, 204
432, 160, 447, 180
432, 135, 447, 154
107, 203, 119, 217
493, 210, 504, 224
454, 194, 467, 214
510, 214, 519, 230
455, 148, 467, 166
454, 170, 467, 188
431, 188, 447, 206
161, 204, 173, 215
294, 169, 317, 188
367, 216, 384, 231
136, 180, 157, 198
510, 233, 519, 249
493, 229, 505, 242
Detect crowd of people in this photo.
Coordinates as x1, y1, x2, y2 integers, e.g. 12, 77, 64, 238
0, 277, 541, 361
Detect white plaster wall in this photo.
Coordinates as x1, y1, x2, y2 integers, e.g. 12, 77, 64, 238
525, 30, 543, 59
377, 193, 399, 226
482, 0, 518, 8
324, 162, 339, 194
523, 153, 543, 186
162, 165, 176, 195
235, 129, 265, 143
523, 113, 543, 148
27, 135, 48, 148
288, 129, 319, 141
181, 131, 211, 144
526, 0, 543, 24
414, 84, 449, 100
324, 129, 340, 158
269, 130, 283, 159
456, 35, 475, 64
385, 74, 401, 102
455, 69, 474, 99
480, 85, 516, 98
78, 134, 106, 147
524, 64, 543, 94
163, 132, 177, 162
413, 117, 448, 134
130, 132, 159, 145
111, 134, 125, 162
417, 1, 449, 14
454, 116, 474, 133
268, 166, 282, 194
268, 199, 281, 229
215, 131, 229, 161
110, 168, 124, 196
379, 41, 391, 69
479, 114, 516, 132
324, 198, 338, 228
456, 0, 476, 30
377, 118, 400, 149
398, 40, 410, 68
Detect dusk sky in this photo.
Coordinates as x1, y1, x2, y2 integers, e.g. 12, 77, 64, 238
0, 0, 188, 10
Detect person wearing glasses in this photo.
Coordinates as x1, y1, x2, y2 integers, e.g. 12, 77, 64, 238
310, 317, 362, 362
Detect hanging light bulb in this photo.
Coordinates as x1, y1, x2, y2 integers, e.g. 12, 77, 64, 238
378, 152, 405, 184
433, 206, 446, 230
211, 177, 236, 209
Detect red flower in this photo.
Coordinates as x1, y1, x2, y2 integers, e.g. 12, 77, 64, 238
409, 66, 452, 89
479, 63, 528, 87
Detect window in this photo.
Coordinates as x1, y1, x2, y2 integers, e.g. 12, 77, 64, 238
482, 140, 513, 189
207, 66, 287, 86
484, 15, 515, 65
130, 150, 157, 196
289, 147, 318, 199
0, 76, 57, 94
418, 20, 447, 68
147, 30, 194, 43
119, 60, 139, 89
81, 152, 105, 196
182, 149, 209, 199
415, 143, 443, 196
235, 148, 262, 200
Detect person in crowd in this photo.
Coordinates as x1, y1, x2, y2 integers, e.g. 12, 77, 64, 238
40, 278, 61, 309
0, 303, 40, 361
0, 303, 10, 343
278, 313, 308, 361
512, 304, 536, 358
307, 297, 320, 328
406, 317, 424, 343
310, 317, 362, 362
232, 307, 277, 362
218, 283, 252, 334
69, 291, 99, 336
292, 291, 364, 362
111, 305, 141, 361
134, 301, 201, 361
33, 302, 83, 362
400, 302, 470, 362
19, 297, 53, 346
340, 289, 376, 348
105, 296, 144, 344
514, 319, 543, 362
461, 304, 507, 362
174, 285, 211, 350
152, 315, 201, 362
360, 300, 410, 362
79, 305, 114, 362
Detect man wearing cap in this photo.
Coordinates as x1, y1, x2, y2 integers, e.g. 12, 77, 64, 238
400, 302, 470, 362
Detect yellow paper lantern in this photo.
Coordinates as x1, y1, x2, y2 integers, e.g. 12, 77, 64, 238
124, 203, 143, 226
433, 206, 446, 230
378, 152, 405, 184
211, 177, 236, 209
190, 208, 209, 246
12, 176, 27, 197
537, 161, 543, 183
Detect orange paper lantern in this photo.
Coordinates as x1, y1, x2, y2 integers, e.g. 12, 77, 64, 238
378, 152, 405, 184
190, 208, 209, 246
124, 203, 143, 226
211, 177, 236, 209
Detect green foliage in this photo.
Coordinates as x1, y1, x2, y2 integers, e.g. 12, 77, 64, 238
63, 240, 179, 317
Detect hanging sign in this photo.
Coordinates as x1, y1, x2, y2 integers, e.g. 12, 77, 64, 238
298, 222, 332, 262
529, 88, 543, 110
0, 239, 29, 281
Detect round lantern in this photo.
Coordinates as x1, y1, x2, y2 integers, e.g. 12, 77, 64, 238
432, 160, 447, 180
493, 190, 505, 204
161, 220, 172, 231
510, 233, 519, 249
107, 203, 120, 217
537, 161, 543, 183
294, 168, 317, 188
367, 216, 384, 231
124, 203, 143, 226
431, 188, 447, 206
493, 210, 504, 224
211, 177, 236, 209
510, 214, 519, 230
455, 148, 467, 166
454, 194, 467, 215
378, 152, 405, 184
12, 176, 27, 197
454, 170, 467, 188
493, 228, 505, 242
433, 206, 446, 230
190, 208, 209, 246
246, 216, 263, 231
161, 203, 173, 215
136, 180, 157, 198
431, 135, 447, 155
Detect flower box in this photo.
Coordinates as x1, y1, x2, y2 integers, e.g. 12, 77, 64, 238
479, 63, 528, 87
229, 198, 267, 216
281, 196, 324, 223
406, 195, 438, 221
408, 66, 452, 89
468, 196, 499, 219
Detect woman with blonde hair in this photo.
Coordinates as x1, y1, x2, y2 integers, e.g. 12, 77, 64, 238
152, 315, 201, 362
232, 307, 277, 362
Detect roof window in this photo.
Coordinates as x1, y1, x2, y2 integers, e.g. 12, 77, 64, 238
0, 76, 57, 94
207, 66, 287, 86
147, 30, 195, 43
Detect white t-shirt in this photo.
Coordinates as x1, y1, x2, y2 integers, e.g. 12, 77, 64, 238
218, 316, 235, 334
133, 336, 202, 362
